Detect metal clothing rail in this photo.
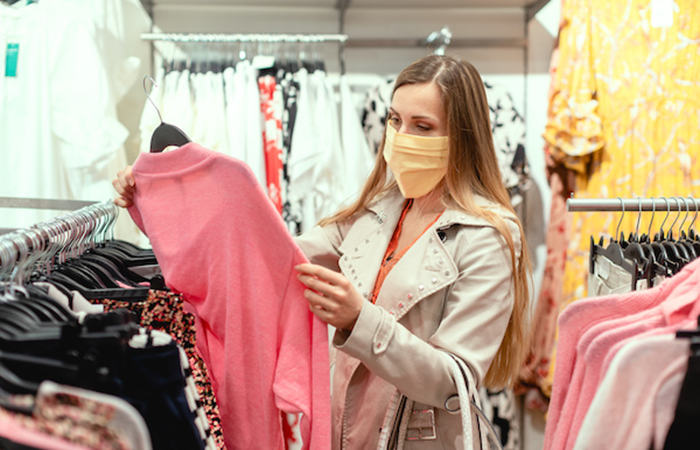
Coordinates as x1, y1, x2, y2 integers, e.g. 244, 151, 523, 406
141, 33, 349, 43
0, 201, 118, 274
0, 197, 97, 211
140, 32, 526, 49
567, 197, 699, 213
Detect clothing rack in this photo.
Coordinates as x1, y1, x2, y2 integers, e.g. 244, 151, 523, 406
0, 197, 99, 236
0, 201, 118, 276
567, 197, 699, 213
141, 33, 349, 43
140, 32, 526, 49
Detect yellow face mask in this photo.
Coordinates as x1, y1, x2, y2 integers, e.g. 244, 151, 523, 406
383, 125, 449, 198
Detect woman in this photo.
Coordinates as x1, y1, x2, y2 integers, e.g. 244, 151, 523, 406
114, 55, 531, 449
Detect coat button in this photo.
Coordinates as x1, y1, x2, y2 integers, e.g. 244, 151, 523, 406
366, 239, 370, 243
407, 294, 413, 300
376, 342, 382, 348
363, 293, 368, 298
389, 311, 395, 316
433, 249, 438, 254
445, 271, 450, 276
398, 302, 404, 308
355, 248, 359, 252
418, 285, 424, 291
429, 237, 433, 243
432, 277, 437, 284
439, 259, 444, 264
351, 269, 356, 274
358, 282, 362, 287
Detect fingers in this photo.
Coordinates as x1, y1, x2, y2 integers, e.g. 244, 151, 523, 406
295, 263, 347, 287
297, 273, 342, 299
112, 166, 136, 208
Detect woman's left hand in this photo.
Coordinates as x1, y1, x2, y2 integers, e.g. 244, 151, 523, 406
295, 263, 364, 331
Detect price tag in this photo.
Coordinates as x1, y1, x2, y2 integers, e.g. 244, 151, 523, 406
651, 0, 674, 28
5, 43, 19, 78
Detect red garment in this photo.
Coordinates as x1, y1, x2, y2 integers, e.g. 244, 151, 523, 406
259, 75, 284, 213
128, 143, 331, 450
370, 199, 442, 304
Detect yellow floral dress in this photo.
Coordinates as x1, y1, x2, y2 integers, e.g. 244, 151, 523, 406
542, 0, 700, 395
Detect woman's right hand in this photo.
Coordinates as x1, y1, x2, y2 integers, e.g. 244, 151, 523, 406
112, 165, 136, 208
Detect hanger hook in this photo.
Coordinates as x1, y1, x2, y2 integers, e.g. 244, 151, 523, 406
647, 197, 656, 239
634, 197, 642, 240
689, 196, 698, 232
669, 197, 681, 238
678, 197, 689, 236
615, 197, 625, 242
142, 75, 163, 124
659, 196, 670, 237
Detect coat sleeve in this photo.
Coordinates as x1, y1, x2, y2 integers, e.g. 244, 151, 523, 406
293, 219, 354, 271
334, 219, 520, 408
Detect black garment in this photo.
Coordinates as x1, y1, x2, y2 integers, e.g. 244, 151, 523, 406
120, 341, 204, 450
0, 437, 40, 450
663, 355, 700, 449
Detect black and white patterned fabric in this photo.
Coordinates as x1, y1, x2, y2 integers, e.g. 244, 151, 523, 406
278, 69, 303, 235
484, 81, 530, 206
359, 78, 531, 206
360, 78, 395, 155
479, 387, 520, 450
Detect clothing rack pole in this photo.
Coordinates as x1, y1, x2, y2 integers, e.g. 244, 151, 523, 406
140, 33, 349, 43
0, 201, 118, 272
567, 197, 699, 213
140, 33, 526, 48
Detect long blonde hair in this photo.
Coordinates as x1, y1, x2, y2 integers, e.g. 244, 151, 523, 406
320, 55, 531, 389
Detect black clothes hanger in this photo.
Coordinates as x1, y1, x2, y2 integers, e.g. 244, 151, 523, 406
589, 198, 640, 290
143, 75, 191, 153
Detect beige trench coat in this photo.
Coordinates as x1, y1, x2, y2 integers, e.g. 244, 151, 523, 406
295, 188, 521, 449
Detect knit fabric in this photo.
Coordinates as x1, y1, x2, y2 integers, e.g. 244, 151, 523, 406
128, 143, 331, 450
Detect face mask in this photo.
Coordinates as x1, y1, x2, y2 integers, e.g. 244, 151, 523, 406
383, 125, 449, 198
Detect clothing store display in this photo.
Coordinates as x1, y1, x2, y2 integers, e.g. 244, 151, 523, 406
93, 290, 224, 449
383, 125, 448, 199
0, 1, 128, 229
544, 257, 700, 450
571, 335, 687, 450
542, 0, 700, 397
295, 186, 520, 449
259, 73, 285, 213
128, 143, 331, 450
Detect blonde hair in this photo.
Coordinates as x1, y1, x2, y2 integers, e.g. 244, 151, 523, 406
320, 55, 531, 389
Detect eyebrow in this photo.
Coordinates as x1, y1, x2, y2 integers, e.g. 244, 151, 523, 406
389, 107, 436, 121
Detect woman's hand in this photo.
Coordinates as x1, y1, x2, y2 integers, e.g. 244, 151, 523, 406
112, 165, 136, 208
295, 263, 364, 331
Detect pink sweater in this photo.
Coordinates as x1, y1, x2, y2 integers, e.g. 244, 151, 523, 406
128, 143, 331, 450
544, 257, 700, 450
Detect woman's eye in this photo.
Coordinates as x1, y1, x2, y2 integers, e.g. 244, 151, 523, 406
417, 125, 430, 131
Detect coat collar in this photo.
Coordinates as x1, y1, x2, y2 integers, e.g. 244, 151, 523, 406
365, 187, 515, 230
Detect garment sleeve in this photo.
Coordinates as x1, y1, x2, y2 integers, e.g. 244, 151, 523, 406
333, 220, 520, 408
294, 220, 354, 272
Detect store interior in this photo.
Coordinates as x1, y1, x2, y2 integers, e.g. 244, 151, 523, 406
1, 0, 699, 448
